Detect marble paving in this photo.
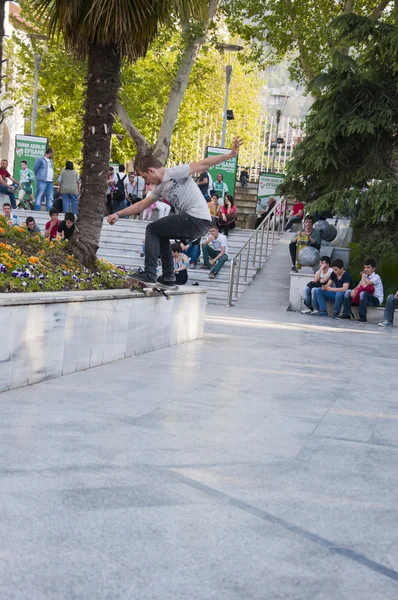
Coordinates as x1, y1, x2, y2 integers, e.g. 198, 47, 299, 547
1, 237, 398, 599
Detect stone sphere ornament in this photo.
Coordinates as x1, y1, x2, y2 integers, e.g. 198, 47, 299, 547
327, 224, 337, 242
313, 220, 332, 241
298, 246, 320, 267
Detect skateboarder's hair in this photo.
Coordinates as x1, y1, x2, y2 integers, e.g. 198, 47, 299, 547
135, 154, 163, 173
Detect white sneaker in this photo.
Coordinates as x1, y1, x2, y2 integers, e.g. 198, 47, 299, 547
301, 309, 312, 314
311, 310, 320, 315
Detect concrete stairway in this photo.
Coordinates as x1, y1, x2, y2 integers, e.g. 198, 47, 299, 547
233, 182, 257, 228
14, 210, 258, 305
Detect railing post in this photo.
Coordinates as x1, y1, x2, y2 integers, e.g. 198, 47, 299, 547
227, 259, 235, 307
277, 207, 282, 238
252, 230, 258, 267
271, 212, 276, 248
234, 252, 242, 300
259, 221, 265, 267
244, 240, 251, 282
265, 222, 270, 259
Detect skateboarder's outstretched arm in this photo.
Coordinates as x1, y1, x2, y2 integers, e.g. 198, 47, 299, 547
108, 193, 155, 224
189, 136, 243, 176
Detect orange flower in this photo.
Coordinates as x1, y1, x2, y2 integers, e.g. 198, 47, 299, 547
67, 255, 73, 260
28, 256, 39, 264
15, 249, 21, 256
0, 227, 4, 234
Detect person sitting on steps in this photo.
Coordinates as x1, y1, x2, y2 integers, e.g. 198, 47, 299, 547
301, 256, 332, 314
284, 198, 305, 232
255, 196, 276, 229
379, 289, 398, 327
171, 243, 189, 285
311, 259, 352, 317
289, 215, 321, 272
201, 226, 228, 280
217, 194, 237, 236
339, 258, 384, 323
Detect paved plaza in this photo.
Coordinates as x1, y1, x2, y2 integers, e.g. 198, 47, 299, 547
1, 237, 398, 599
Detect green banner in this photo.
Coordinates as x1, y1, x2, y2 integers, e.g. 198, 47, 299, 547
13, 134, 48, 197
258, 171, 285, 206
206, 146, 238, 198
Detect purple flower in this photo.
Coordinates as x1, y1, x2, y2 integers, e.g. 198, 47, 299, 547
0, 264, 6, 273
62, 270, 68, 276
38, 281, 43, 288
86, 277, 91, 283
29, 275, 36, 280
39, 274, 44, 279
11, 270, 20, 278
72, 274, 78, 281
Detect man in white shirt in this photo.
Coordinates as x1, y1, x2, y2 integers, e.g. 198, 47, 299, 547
341, 258, 384, 323
108, 137, 242, 287
201, 226, 228, 279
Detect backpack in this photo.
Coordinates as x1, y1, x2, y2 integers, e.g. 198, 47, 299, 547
113, 174, 127, 202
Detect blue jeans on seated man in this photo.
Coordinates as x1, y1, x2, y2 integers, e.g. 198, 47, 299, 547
185, 243, 200, 265
62, 193, 79, 214
304, 285, 320, 310
343, 289, 380, 319
0, 183, 17, 208
313, 288, 345, 315
35, 180, 53, 211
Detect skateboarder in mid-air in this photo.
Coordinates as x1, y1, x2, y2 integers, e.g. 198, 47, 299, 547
108, 137, 243, 287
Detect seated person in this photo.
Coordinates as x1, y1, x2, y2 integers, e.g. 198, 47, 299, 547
209, 193, 220, 225
171, 243, 189, 285
340, 258, 384, 323
289, 215, 321, 272
379, 289, 398, 327
284, 198, 304, 232
301, 256, 332, 314
255, 196, 276, 229
312, 258, 352, 317
26, 216, 40, 234
2, 202, 19, 226
217, 194, 237, 236
240, 167, 249, 187
179, 238, 201, 267
58, 212, 76, 240
45, 208, 60, 240
201, 226, 228, 280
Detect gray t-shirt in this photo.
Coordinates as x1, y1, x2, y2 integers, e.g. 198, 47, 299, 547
150, 164, 211, 221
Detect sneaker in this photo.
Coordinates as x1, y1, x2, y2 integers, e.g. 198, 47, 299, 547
130, 271, 156, 285
209, 272, 216, 279
139, 253, 144, 258
156, 275, 177, 288
310, 310, 320, 315
378, 320, 393, 327
291, 267, 297, 273
201, 265, 210, 270
335, 314, 351, 320
355, 317, 367, 323
301, 308, 312, 314
314, 311, 328, 317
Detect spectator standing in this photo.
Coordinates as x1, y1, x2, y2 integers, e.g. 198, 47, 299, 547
240, 167, 249, 187
171, 243, 189, 285
58, 212, 76, 240
34, 148, 54, 211
379, 289, 398, 327
25, 216, 40, 234
339, 259, 384, 323
112, 165, 128, 213
45, 208, 60, 240
58, 161, 80, 214
255, 196, 276, 229
0, 159, 20, 209
2, 202, 19, 226
18, 160, 35, 207
285, 198, 304, 232
218, 194, 237, 236
201, 226, 228, 279
197, 168, 210, 201
301, 256, 332, 314
312, 259, 352, 317
289, 215, 321, 272
212, 173, 228, 205
129, 172, 145, 204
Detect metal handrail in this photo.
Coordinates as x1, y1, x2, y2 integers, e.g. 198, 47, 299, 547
227, 199, 285, 306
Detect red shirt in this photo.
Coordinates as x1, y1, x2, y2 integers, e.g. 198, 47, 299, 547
292, 202, 304, 218
0, 168, 11, 182
46, 219, 60, 240
221, 204, 237, 216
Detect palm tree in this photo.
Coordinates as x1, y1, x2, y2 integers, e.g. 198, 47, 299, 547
31, 0, 207, 265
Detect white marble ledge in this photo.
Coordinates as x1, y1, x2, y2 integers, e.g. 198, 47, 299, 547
0, 286, 207, 307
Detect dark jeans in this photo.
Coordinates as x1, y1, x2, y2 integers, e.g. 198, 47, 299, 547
240, 175, 248, 187
285, 215, 302, 232
145, 214, 211, 282
384, 294, 398, 323
175, 269, 188, 285
0, 184, 16, 209
218, 220, 236, 236
343, 290, 380, 318
289, 241, 320, 266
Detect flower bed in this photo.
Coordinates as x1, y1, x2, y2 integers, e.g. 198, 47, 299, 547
0, 216, 136, 293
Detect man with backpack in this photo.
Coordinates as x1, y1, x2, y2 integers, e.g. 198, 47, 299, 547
112, 165, 128, 214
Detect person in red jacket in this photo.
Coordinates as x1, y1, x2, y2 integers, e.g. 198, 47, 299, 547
284, 198, 305, 232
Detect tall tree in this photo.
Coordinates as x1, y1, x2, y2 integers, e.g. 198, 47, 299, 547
31, 0, 208, 266
0, 0, 7, 93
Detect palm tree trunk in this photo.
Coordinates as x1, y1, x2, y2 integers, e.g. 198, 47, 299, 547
70, 43, 121, 266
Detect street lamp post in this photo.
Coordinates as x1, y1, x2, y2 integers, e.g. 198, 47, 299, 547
31, 53, 42, 136
270, 94, 289, 172
220, 43, 243, 148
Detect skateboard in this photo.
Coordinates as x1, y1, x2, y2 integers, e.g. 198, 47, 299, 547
130, 278, 178, 301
